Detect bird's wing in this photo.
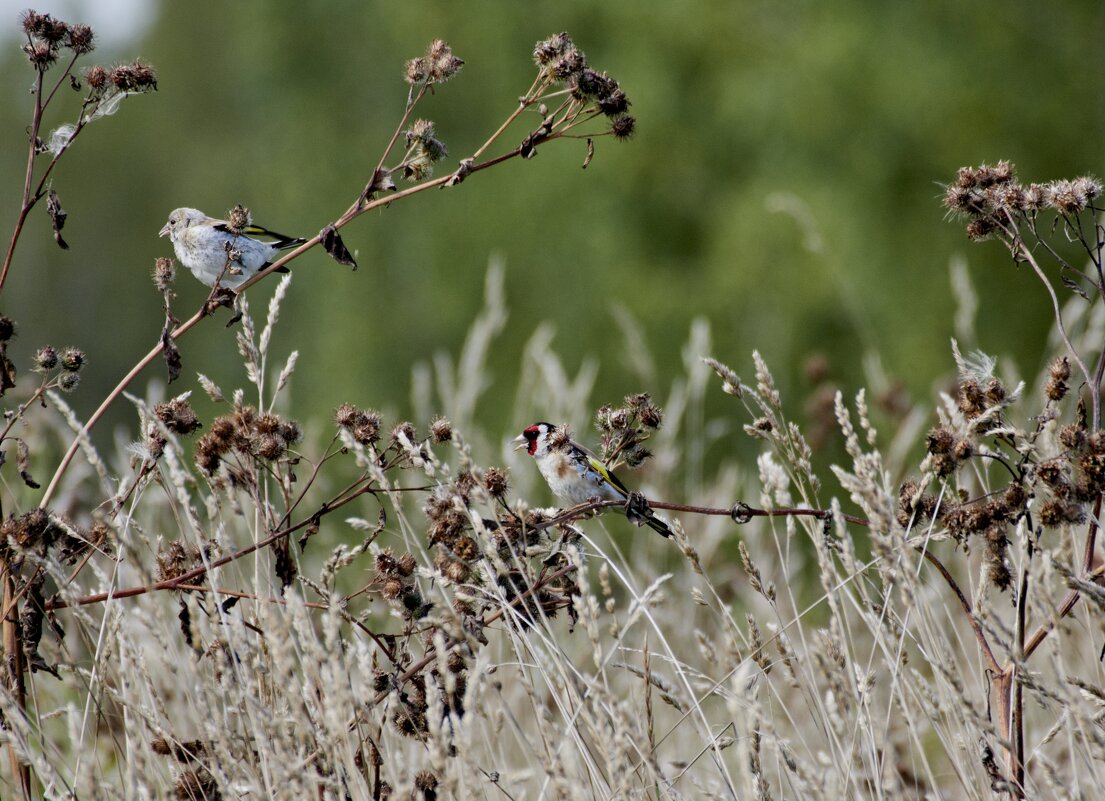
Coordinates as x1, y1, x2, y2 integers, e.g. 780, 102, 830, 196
579, 450, 630, 498
212, 221, 305, 250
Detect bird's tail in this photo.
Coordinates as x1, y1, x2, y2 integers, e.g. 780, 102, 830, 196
624, 492, 673, 538
643, 513, 673, 538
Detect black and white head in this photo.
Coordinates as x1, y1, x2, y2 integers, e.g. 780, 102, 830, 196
512, 422, 564, 458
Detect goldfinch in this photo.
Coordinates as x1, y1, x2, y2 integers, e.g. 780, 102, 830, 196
512, 422, 672, 537
159, 208, 305, 289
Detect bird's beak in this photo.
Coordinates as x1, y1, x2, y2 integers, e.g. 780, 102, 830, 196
158, 223, 170, 238
511, 434, 528, 452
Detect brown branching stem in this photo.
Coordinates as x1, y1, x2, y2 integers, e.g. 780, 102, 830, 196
0, 381, 51, 445
916, 548, 1002, 674
0, 54, 89, 297
173, 583, 329, 611
45, 475, 380, 611
999, 212, 1096, 423
1021, 496, 1103, 660
0, 68, 45, 296
42, 497, 802, 611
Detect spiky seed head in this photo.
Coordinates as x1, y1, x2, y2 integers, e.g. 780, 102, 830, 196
533, 32, 573, 66
483, 467, 509, 498
965, 215, 998, 241
426, 39, 463, 82
227, 205, 251, 233
625, 445, 652, 468
109, 60, 157, 92
442, 560, 468, 583
355, 412, 383, 445
280, 421, 302, 444
154, 398, 201, 435
61, 347, 85, 372
639, 403, 663, 429
926, 427, 954, 454
611, 114, 636, 140
24, 41, 56, 68
390, 421, 416, 447
254, 414, 281, 435
58, 371, 80, 392
1046, 356, 1071, 401
984, 377, 1006, 405
256, 434, 285, 461
153, 257, 176, 291
335, 403, 359, 428
1035, 459, 1065, 487
547, 425, 572, 451
1045, 180, 1084, 213
376, 550, 399, 575
65, 24, 94, 54
1059, 423, 1086, 452
956, 167, 978, 189
552, 49, 586, 81
430, 416, 452, 443
1072, 176, 1102, 202
598, 88, 629, 116
1016, 183, 1043, 211
958, 379, 986, 418
984, 524, 1011, 590
84, 64, 108, 92
405, 57, 427, 84
452, 535, 478, 561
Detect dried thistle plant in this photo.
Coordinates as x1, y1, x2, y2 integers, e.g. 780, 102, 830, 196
3, 9, 1104, 801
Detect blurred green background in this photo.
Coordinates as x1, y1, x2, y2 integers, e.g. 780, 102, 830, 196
1, 1, 1102, 462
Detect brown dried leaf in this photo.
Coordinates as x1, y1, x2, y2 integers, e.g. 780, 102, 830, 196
47, 188, 68, 250
319, 224, 358, 270
298, 515, 322, 550
273, 536, 296, 590
582, 138, 594, 170
178, 598, 193, 648
362, 167, 396, 201
17, 439, 39, 488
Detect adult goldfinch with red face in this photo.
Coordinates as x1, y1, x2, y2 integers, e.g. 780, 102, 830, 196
512, 422, 672, 538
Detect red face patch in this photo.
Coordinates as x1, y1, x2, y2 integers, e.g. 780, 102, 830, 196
522, 424, 542, 455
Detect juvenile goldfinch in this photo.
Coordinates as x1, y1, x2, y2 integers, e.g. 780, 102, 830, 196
159, 208, 305, 289
513, 422, 672, 538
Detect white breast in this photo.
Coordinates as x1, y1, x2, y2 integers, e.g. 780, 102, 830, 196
536, 449, 623, 505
